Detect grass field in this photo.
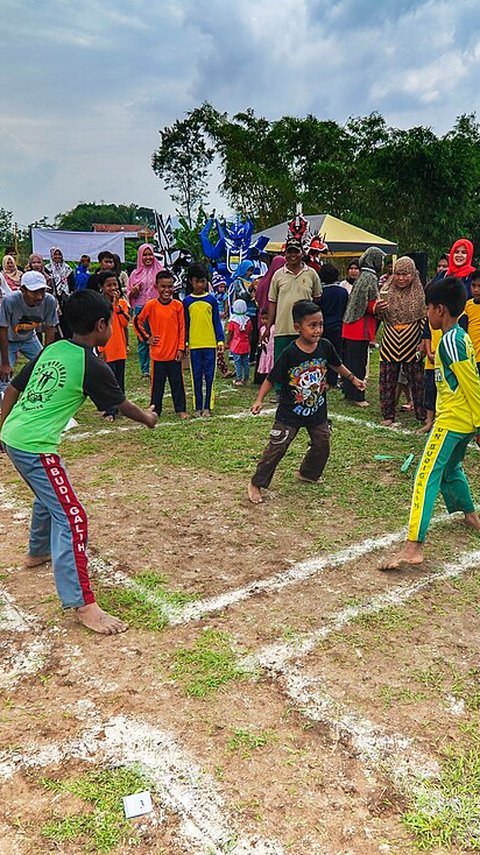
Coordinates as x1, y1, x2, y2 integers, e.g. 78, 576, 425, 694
1, 346, 480, 854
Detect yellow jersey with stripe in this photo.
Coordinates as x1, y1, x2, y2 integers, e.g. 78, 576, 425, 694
423, 324, 442, 371
465, 299, 480, 361
435, 324, 480, 434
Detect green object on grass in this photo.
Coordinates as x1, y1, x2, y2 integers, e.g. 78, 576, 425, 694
400, 452, 415, 473
374, 452, 415, 472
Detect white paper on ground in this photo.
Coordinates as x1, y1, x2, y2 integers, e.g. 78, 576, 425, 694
123, 790, 153, 818
63, 418, 79, 432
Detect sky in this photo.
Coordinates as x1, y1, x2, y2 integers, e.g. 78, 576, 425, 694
3, 0, 480, 228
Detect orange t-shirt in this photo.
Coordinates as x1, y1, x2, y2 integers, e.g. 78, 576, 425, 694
134, 298, 185, 361
99, 298, 129, 362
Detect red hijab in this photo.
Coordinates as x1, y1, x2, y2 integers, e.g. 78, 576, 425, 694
447, 238, 476, 279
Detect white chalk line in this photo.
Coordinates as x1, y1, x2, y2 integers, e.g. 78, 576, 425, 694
0, 703, 283, 854
242, 548, 480, 827
89, 510, 455, 628
244, 548, 480, 671
0, 484, 54, 687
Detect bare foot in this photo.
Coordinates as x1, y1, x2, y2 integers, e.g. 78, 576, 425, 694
416, 423, 433, 435
381, 419, 395, 426
378, 541, 424, 571
353, 400, 369, 408
463, 512, 480, 531
76, 602, 128, 635
247, 482, 263, 504
25, 554, 51, 568
193, 409, 203, 418
103, 414, 115, 423
296, 471, 317, 483
202, 409, 211, 417
177, 412, 190, 419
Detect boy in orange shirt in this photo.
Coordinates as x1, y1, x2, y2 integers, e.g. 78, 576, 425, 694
134, 270, 188, 418
98, 271, 129, 420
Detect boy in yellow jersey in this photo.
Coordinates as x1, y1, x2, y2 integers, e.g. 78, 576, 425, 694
464, 269, 480, 374
381, 277, 480, 570
418, 319, 443, 434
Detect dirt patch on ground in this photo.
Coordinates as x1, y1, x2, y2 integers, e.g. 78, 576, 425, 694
1, 452, 478, 853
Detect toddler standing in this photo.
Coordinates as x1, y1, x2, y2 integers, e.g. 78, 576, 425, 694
226, 299, 252, 385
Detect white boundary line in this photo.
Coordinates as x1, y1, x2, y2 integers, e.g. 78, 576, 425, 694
244, 548, 480, 672
90, 510, 464, 627
0, 707, 283, 854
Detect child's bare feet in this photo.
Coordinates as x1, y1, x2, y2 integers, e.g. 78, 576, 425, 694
416, 422, 433, 435
75, 602, 128, 635
353, 400, 369, 408
247, 482, 263, 504
463, 512, 480, 530
378, 541, 424, 571
193, 410, 203, 418
25, 554, 51, 568
381, 419, 398, 427
177, 411, 190, 419
202, 409, 211, 417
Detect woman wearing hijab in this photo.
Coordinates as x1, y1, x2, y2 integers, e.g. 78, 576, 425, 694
28, 253, 53, 292
2, 255, 22, 291
254, 255, 285, 322
342, 246, 385, 407
339, 258, 360, 295
45, 247, 75, 337
126, 244, 164, 378
374, 257, 427, 426
444, 238, 476, 298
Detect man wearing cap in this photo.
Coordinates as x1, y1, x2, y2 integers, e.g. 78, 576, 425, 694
264, 239, 322, 370
0, 271, 58, 392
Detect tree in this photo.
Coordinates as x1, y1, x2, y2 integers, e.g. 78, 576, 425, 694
0, 207, 14, 251
55, 203, 155, 231
152, 117, 214, 227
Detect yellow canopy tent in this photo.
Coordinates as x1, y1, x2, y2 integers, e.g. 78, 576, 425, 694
254, 213, 398, 258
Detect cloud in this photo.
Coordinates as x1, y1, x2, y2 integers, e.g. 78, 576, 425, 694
3, 0, 480, 224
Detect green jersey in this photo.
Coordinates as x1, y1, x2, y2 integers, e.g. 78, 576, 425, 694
1, 340, 125, 453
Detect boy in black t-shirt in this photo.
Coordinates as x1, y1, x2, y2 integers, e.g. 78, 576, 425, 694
248, 300, 366, 503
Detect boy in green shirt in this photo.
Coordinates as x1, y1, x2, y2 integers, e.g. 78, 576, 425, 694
0, 290, 157, 635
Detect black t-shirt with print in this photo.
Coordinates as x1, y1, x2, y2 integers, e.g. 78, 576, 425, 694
268, 339, 341, 426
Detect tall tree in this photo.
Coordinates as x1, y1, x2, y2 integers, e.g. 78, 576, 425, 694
152, 116, 214, 227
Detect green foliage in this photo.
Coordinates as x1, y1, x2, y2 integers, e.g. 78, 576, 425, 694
0, 206, 14, 250
55, 202, 154, 232
153, 103, 480, 270
174, 206, 210, 260
40, 766, 148, 852
170, 629, 253, 697
152, 114, 214, 226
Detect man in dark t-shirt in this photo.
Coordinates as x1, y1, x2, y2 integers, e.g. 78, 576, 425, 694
0, 291, 157, 636
248, 300, 366, 503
